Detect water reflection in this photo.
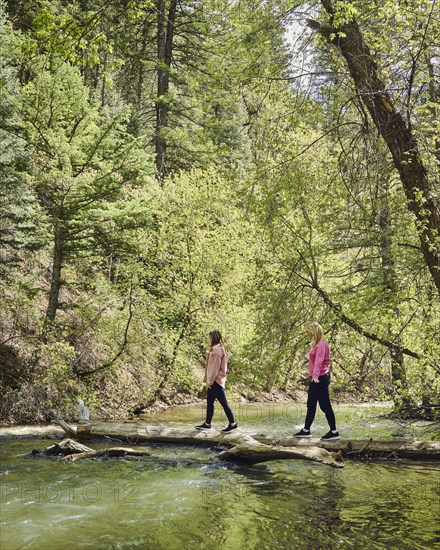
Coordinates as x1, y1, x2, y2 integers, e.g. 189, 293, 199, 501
199, 463, 349, 549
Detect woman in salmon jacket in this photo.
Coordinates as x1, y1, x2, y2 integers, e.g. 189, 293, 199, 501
293, 322, 340, 440
195, 330, 238, 433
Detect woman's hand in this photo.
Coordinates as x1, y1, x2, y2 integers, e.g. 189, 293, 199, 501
312, 377, 319, 383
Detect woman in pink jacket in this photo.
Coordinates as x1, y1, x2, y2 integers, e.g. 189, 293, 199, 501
293, 322, 340, 440
195, 330, 238, 432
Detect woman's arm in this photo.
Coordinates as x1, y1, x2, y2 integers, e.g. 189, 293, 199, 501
311, 340, 327, 381
206, 351, 222, 387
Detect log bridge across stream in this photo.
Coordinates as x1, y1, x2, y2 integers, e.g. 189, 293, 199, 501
52, 419, 440, 469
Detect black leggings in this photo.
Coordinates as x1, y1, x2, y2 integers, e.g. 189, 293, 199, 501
206, 381, 235, 425
304, 373, 336, 431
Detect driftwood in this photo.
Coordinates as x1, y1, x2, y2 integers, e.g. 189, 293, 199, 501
75, 421, 246, 446
253, 434, 440, 460
64, 447, 151, 462
218, 435, 345, 467
30, 438, 151, 461
68, 421, 440, 462
63, 421, 344, 467
31, 438, 94, 456
51, 418, 77, 437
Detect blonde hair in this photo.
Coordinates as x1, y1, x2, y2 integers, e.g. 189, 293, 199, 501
305, 322, 324, 348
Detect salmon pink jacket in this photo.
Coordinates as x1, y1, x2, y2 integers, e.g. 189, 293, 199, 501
308, 339, 330, 379
203, 344, 228, 388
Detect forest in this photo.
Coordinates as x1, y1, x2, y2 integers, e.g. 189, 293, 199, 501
1, 0, 439, 424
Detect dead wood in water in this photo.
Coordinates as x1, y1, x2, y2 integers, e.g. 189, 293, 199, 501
64, 447, 151, 462
29, 438, 151, 461
31, 438, 94, 456
217, 436, 345, 467
51, 420, 440, 465
252, 434, 440, 460
51, 418, 76, 437
72, 421, 343, 467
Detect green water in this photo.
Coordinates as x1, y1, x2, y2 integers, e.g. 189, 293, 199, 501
1, 403, 439, 549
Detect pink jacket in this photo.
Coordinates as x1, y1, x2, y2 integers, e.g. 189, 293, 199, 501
308, 339, 330, 379
203, 344, 228, 388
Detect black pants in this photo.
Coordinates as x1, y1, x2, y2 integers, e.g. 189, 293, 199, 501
206, 381, 235, 425
304, 373, 336, 431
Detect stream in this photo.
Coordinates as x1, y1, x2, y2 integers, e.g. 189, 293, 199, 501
1, 402, 439, 549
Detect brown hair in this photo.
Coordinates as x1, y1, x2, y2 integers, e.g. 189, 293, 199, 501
209, 330, 224, 348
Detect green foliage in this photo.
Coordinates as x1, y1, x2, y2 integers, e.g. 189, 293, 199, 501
132, 168, 256, 394
20, 57, 154, 312
0, 4, 44, 270
245, 0, 440, 408
1, 340, 83, 423
1, 0, 439, 423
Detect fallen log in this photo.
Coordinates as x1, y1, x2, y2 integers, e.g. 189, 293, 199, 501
74, 420, 245, 446
51, 418, 76, 437
31, 438, 94, 456
64, 447, 151, 462
57, 421, 440, 462
218, 436, 345, 468
71, 421, 440, 459
252, 435, 440, 460
29, 438, 151, 461
69, 421, 344, 467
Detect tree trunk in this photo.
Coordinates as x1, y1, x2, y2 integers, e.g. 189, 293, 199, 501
218, 437, 345, 467
390, 346, 410, 407
427, 56, 440, 165
65, 421, 440, 460
247, 433, 440, 460
378, 171, 410, 407
41, 431, 344, 467
155, 0, 177, 180
72, 422, 344, 467
44, 223, 64, 327
309, 1, 440, 296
